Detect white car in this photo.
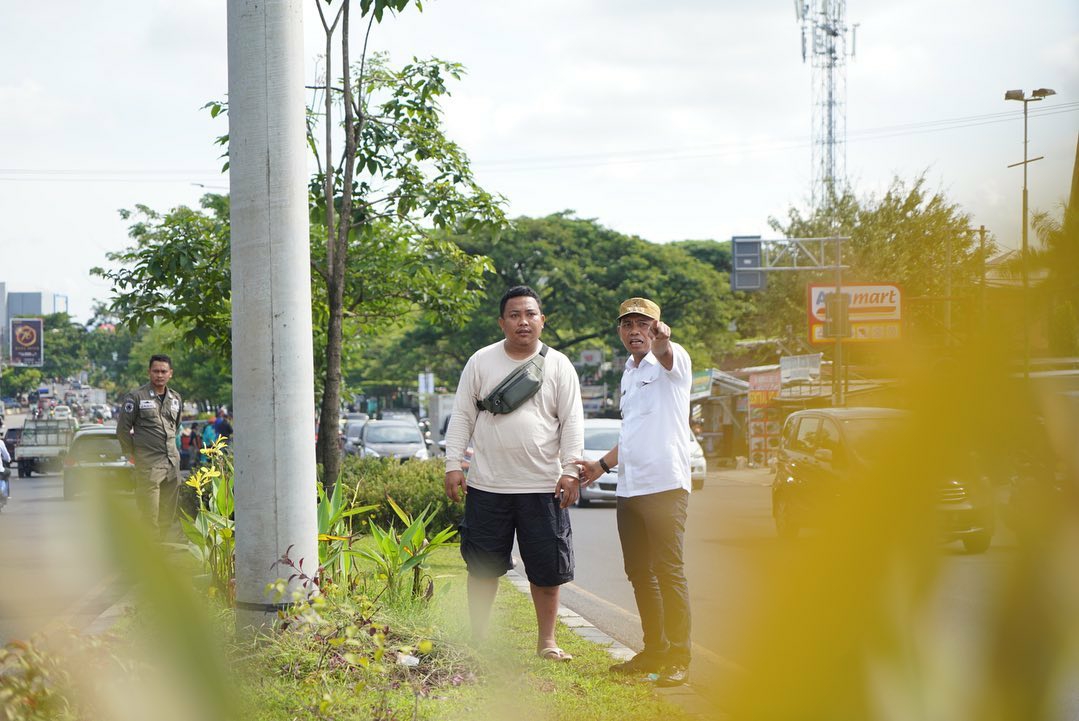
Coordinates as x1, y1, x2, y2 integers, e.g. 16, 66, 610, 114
52, 405, 72, 419
578, 418, 621, 506
689, 434, 707, 490
356, 420, 429, 461
578, 418, 707, 505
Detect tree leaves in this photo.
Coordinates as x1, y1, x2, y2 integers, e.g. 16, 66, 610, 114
759, 176, 989, 345
360, 213, 740, 385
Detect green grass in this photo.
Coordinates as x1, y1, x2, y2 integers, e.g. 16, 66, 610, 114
6, 536, 691, 721
229, 546, 695, 721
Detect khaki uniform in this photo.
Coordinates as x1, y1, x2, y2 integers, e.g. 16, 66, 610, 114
116, 383, 183, 535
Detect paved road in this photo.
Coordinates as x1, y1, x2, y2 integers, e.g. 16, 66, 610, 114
0, 413, 127, 643
562, 468, 781, 673
558, 466, 1078, 718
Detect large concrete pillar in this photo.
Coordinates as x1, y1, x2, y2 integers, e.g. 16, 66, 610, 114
227, 0, 318, 633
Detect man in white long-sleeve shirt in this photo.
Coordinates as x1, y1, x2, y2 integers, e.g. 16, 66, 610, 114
444, 285, 584, 661
576, 297, 693, 687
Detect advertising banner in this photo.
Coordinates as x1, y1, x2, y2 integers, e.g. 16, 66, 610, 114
690, 369, 714, 401
11, 318, 44, 367
748, 370, 782, 467
807, 283, 902, 344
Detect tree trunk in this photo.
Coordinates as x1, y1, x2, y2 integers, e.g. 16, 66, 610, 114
314, 0, 340, 491
316, 0, 355, 491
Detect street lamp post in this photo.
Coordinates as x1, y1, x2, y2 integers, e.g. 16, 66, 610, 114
1005, 87, 1056, 377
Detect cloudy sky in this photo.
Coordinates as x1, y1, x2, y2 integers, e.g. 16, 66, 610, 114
2, 0, 1077, 322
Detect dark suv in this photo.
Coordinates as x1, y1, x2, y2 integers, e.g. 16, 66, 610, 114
771, 407, 995, 553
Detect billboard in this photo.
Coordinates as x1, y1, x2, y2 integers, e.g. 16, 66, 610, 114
690, 369, 714, 401
11, 318, 44, 367
807, 283, 902, 344
747, 370, 782, 467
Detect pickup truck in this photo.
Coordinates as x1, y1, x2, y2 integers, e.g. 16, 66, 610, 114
15, 418, 79, 477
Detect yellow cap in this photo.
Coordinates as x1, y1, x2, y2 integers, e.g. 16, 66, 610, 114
617, 297, 661, 322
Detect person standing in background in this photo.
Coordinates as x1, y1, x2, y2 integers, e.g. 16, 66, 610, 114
117, 354, 183, 538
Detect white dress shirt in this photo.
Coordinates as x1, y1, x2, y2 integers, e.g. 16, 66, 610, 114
617, 342, 693, 497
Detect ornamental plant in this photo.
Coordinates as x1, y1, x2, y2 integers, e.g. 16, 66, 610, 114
179, 436, 235, 602
351, 497, 458, 603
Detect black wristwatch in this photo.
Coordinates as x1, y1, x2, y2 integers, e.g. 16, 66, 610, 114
598, 458, 611, 473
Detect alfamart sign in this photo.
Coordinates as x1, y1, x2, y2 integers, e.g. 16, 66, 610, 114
807, 283, 902, 343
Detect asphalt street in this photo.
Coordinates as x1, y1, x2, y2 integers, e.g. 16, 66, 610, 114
555, 466, 1079, 718
0, 468, 126, 643
561, 468, 784, 679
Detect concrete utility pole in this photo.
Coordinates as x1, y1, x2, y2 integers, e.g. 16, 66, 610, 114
228, 0, 319, 633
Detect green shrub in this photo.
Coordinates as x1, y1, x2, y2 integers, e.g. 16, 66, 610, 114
339, 457, 461, 535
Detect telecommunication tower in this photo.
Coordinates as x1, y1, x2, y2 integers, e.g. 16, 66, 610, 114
795, 0, 858, 208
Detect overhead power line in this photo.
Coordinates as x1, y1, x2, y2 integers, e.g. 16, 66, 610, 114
0, 103, 1074, 181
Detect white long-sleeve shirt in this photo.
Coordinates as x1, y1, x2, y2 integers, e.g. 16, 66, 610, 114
617, 341, 693, 497
444, 340, 583, 493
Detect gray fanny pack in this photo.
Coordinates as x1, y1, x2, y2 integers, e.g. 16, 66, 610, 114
477, 344, 548, 414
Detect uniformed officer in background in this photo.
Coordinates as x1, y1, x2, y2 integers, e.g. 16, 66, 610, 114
117, 354, 183, 538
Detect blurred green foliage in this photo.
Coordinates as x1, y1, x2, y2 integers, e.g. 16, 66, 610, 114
339, 456, 460, 535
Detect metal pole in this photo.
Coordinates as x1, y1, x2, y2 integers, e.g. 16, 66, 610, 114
978, 225, 987, 334
833, 234, 844, 407
228, 0, 319, 635
1021, 99, 1030, 378
945, 232, 953, 344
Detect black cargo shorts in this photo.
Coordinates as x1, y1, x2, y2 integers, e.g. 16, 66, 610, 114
459, 487, 573, 587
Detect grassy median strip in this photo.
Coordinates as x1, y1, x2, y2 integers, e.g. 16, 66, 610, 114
229, 546, 692, 721
2, 527, 692, 720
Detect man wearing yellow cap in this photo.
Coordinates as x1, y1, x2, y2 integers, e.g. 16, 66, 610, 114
577, 297, 693, 686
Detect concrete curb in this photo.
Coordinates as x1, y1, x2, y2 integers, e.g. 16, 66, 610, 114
504, 568, 636, 662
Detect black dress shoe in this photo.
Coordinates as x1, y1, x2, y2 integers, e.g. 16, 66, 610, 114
609, 652, 665, 675
655, 664, 689, 687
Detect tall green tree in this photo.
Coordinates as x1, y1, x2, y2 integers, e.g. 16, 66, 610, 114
367, 213, 739, 386
95, 2, 503, 488
1030, 200, 1079, 355
92, 195, 233, 348
41, 313, 89, 382
758, 176, 991, 350
2, 367, 43, 398
82, 304, 141, 396
307, 2, 504, 483
672, 239, 733, 274
123, 324, 232, 409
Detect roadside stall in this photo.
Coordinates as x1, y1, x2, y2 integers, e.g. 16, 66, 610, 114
692, 369, 749, 467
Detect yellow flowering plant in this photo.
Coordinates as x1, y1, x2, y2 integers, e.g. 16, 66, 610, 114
179, 436, 235, 602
